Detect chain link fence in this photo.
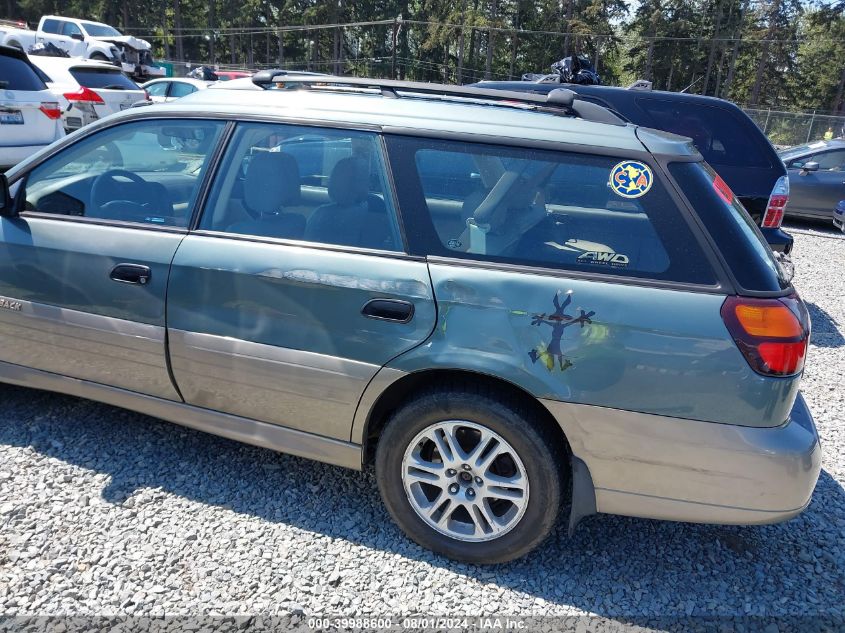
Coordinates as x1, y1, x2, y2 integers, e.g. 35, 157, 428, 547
744, 109, 845, 149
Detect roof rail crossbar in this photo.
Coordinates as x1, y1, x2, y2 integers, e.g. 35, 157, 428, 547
251, 74, 625, 126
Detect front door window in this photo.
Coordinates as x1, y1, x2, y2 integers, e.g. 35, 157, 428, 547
23, 119, 226, 227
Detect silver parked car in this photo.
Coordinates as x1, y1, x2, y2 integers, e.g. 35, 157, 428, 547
779, 139, 845, 221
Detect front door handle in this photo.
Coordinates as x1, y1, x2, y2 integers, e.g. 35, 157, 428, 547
110, 263, 151, 285
361, 298, 414, 323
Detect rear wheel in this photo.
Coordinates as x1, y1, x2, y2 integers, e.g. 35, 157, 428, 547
375, 386, 565, 564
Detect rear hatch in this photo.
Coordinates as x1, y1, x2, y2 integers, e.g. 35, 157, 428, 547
0, 51, 60, 147
68, 65, 145, 117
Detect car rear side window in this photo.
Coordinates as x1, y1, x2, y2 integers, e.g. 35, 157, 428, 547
40, 19, 61, 34
169, 82, 196, 98
386, 135, 716, 285
0, 55, 47, 91
668, 161, 788, 292
199, 122, 403, 252
69, 68, 139, 91
638, 99, 772, 169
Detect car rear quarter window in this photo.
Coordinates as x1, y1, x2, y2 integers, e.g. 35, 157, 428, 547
668, 161, 788, 292
386, 135, 716, 285
69, 68, 139, 91
638, 98, 772, 169
0, 55, 47, 91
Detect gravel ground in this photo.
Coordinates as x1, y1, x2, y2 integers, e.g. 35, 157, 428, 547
0, 223, 843, 628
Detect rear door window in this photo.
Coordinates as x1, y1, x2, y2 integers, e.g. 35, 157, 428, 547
168, 82, 196, 98
637, 98, 772, 168
60, 21, 82, 37
199, 122, 403, 252
0, 55, 47, 91
40, 18, 61, 34
386, 136, 716, 284
69, 68, 139, 90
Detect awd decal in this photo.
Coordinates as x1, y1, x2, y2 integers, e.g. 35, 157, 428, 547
609, 160, 653, 199
0, 297, 22, 312
528, 290, 595, 372
576, 250, 629, 267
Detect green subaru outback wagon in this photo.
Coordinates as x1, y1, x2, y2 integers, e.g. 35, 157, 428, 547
0, 76, 820, 563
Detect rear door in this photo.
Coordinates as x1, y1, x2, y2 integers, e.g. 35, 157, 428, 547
0, 117, 226, 398
166, 121, 436, 440
0, 52, 58, 148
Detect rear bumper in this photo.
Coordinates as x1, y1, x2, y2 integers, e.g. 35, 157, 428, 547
761, 226, 794, 254
543, 392, 821, 526
0, 143, 51, 170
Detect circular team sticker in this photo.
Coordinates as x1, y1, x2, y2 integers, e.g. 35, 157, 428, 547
609, 160, 653, 199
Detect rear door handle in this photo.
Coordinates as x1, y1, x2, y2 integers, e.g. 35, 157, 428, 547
361, 298, 414, 323
110, 263, 151, 285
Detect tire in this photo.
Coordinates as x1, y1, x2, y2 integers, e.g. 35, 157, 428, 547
375, 384, 566, 564
89, 52, 110, 61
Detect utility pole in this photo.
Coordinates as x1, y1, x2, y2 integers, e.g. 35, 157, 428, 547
391, 16, 400, 79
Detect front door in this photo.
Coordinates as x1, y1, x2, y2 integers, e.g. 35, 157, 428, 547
166, 122, 436, 440
0, 117, 226, 399
787, 149, 845, 218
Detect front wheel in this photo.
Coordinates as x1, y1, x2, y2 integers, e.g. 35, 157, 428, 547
89, 52, 110, 62
376, 387, 566, 564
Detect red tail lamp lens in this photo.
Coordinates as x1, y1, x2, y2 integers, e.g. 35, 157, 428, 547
721, 295, 809, 376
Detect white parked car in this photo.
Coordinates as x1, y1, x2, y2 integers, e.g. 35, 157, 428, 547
0, 15, 164, 80
0, 45, 65, 170
28, 56, 147, 132
140, 78, 212, 103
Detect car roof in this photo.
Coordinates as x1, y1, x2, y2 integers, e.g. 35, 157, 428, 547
165, 86, 654, 152
28, 55, 121, 71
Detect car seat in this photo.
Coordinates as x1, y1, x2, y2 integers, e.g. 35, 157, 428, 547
305, 157, 393, 249
227, 152, 306, 239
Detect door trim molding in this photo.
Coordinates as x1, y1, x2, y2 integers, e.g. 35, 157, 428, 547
0, 359, 363, 470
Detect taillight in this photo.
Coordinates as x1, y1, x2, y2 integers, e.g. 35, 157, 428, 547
63, 87, 105, 104
762, 176, 789, 228
143, 89, 151, 101
38, 102, 62, 120
721, 295, 810, 376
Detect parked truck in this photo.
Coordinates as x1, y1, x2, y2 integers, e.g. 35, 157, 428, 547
0, 16, 164, 80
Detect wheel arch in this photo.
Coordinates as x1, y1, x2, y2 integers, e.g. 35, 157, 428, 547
357, 368, 571, 466
357, 367, 597, 532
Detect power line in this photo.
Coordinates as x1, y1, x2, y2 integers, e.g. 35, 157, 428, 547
121, 16, 845, 45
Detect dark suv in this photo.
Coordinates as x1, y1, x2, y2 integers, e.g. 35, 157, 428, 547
475, 80, 794, 254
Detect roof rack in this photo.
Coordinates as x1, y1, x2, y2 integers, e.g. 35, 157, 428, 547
251, 74, 625, 126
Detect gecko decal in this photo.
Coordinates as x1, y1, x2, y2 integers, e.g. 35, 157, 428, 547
528, 290, 595, 371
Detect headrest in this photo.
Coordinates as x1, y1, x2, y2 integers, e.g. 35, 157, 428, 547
328, 157, 368, 206
244, 152, 300, 215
